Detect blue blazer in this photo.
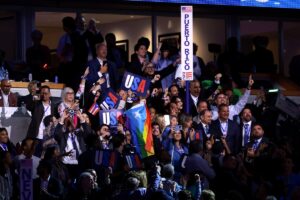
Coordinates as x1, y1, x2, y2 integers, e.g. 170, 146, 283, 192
85, 58, 118, 91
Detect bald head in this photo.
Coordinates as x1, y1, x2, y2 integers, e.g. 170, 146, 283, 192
189, 80, 201, 97
1, 79, 11, 95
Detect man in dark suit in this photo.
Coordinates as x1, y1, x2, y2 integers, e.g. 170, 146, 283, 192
33, 160, 63, 200
0, 79, 17, 107
85, 43, 118, 93
244, 123, 272, 163
192, 109, 213, 148
17, 81, 38, 107
54, 109, 92, 179
187, 74, 221, 117
239, 107, 255, 149
26, 85, 56, 139
192, 100, 209, 125
211, 104, 241, 154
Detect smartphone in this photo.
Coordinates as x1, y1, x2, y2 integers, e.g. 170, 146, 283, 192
175, 125, 182, 132
164, 115, 170, 126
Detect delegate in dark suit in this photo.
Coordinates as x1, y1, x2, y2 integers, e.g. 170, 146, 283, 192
54, 122, 92, 155
193, 122, 212, 149
85, 58, 117, 91
187, 80, 219, 117
210, 119, 241, 154
26, 100, 56, 138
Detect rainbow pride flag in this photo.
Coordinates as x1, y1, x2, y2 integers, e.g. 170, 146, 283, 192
125, 103, 154, 158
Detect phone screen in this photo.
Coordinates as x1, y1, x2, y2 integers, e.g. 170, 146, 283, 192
164, 115, 170, 126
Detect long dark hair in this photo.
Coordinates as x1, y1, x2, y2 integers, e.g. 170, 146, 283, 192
0, 151, 10, 176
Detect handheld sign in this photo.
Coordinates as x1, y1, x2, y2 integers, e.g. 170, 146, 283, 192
180, 6, 193, 81
20, 159, 33, 200
99, 88, 121, 110
99, 109, 123, 127
121, 72, 150, 97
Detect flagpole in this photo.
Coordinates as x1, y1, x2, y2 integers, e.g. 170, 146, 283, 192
185, 81, 190, 114
181, 5, 193, 114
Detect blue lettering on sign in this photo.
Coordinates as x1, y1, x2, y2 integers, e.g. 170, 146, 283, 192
21, 168, 32, 200
183, 13, 191, 71
105, 97, 115, 108
101, 110, 123, 127
131, 77, 140, 90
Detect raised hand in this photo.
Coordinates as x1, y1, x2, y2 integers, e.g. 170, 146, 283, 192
248, 74, 254, 89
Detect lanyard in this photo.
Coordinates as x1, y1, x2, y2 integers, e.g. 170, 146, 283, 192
0, 143, 8, 151
43, 102, 51, 116
220, 121, 228, 136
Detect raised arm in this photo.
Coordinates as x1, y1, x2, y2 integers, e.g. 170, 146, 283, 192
232, 74, 254, 115
151, 43, 162, 64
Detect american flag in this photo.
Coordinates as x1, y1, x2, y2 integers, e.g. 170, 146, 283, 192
88, 102, 100, 116
182, 6, 192, 12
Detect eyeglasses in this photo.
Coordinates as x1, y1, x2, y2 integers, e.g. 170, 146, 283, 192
66, 92, 74, 94
41, 92, 49, 95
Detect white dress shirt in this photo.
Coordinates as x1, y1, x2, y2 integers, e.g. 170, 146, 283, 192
219, 120, 229, 137
2, 93, 9, 107
62, 132, 82, 165
37, 102, 51, 139
190, 94, 198, 107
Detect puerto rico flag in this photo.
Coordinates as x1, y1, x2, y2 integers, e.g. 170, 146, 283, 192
88, 102, 100, 116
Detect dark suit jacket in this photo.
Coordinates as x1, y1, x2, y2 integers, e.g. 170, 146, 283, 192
17, 94, 34, 107
127, 59, 144, 76
193, 122, 211, 149
85, 58, 118, 91
187, 82, 219, 117
244, 137, 270, 154
54, 123, 92, 154
210, 119, 241, 154
26, 100, 56, 138
33, 177, 63, 200
0, 90, 17, 107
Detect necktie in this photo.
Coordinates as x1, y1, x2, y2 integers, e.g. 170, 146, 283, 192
71, 133, 80, 159
204, 125, 210, 138
244, 124, 250, 146
205, 125, 210, 137
253, 140, 259, 151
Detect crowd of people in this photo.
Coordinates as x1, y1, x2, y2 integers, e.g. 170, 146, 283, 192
0, 15, 300, 200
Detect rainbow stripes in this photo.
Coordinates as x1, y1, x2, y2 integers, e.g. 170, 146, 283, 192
125, 103, 154, 159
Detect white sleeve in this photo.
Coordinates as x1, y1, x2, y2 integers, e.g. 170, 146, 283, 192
212, 110, 219, 120
232, 89, 251, 116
